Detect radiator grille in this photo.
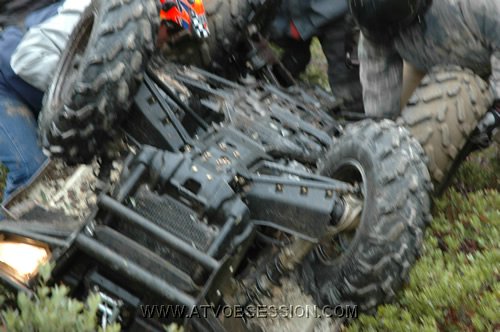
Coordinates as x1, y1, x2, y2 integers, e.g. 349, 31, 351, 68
114, 186, 217, 276
132, 187, 215, 251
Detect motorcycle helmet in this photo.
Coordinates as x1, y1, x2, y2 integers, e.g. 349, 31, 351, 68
160, 0, 209, 38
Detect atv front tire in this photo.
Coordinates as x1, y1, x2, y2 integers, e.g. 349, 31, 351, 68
398, 66, 493, 193
302, 120, 432, 312
39, 0, 159, 164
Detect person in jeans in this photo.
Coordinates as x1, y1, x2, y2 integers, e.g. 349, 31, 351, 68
0, 0, 89, 204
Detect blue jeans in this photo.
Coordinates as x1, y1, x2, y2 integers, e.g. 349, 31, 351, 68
0, 3, 61, 212
0, 25, 52, 204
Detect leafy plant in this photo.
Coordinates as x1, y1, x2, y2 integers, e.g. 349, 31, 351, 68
300, 38, 330, 91
1, 264, 120, 332
347, 149, 500, 332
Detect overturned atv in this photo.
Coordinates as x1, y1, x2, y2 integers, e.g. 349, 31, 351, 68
0, 0, 432, 331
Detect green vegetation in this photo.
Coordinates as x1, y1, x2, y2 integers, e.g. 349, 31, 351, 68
0, 264, 120, 331
347, 179, 499, 332
299, 39, 331, 91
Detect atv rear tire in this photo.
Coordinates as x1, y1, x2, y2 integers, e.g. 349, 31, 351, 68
302, 120, 432, 312
39, 0, 159, 164
398, 67, 493, 193
161, 0, 252, 73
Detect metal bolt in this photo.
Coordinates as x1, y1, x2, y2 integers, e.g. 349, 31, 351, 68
229, 266, 234, 273
85, 222, 96, 236
192, 165, 199, 173
219, 143, 227, 151
238, 177, 246, 185
233, 151, 241, 158
217, 156, 231, 166
216, 290, 222, 297
202, 151, 212, 161
276, 184, 284, 192
207, 174, 213, 181
326, 189, 334, 198
300, 187, 308, 195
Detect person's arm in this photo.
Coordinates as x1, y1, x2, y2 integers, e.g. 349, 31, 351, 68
485, 12, 500, 102
491, 52, 500, 102
475, 0, 499, 101
10, 0, 91, 92
358, 34, 404, 118
288, 0, 348, 40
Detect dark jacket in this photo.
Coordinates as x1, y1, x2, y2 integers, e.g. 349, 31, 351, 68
0, 0, 57, 28
272, 0, 348, 40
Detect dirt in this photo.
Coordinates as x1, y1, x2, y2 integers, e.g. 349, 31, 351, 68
4, 161, 99, 220
4, 102, 33, 119
248, 277, 343, 332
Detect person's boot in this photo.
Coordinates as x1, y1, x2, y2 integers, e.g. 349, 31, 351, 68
280, 39, 312, 79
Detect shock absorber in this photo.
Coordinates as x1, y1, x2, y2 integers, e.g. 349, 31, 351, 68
238, 193, 361, 306
255, 239, 315, 298
238, 238, 315, 308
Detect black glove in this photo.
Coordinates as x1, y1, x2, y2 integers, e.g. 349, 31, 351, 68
472, 100, 500, 148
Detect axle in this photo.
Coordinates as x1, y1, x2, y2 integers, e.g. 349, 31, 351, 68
239, 193, 363, 305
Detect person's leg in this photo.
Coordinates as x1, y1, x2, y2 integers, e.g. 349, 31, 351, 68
0, 26, 45, 113
269, 2, 312, 79
318, 17, 364, 113
0, 25, 47, 205
0, 90, 47, 202
401, 61, 426, 108
279, 39, 313, 79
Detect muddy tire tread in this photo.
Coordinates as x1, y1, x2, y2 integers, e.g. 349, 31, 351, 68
398, 66, 493, 192
302, 120, 432, 312
39, 0, 159, 164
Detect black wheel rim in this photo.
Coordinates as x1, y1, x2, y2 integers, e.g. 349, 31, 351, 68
53, 10, 95, 110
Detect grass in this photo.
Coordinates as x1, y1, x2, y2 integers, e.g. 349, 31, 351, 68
299, 39, 331, 92
347, 152, 499, 332
0, 264, 120, 332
